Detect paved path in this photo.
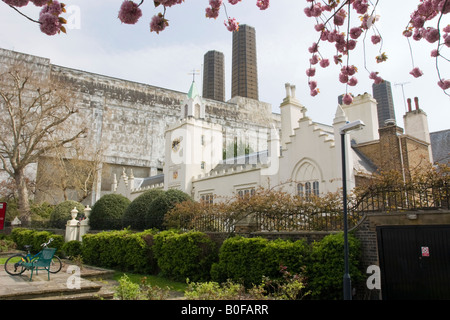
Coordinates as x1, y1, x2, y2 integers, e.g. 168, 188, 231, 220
0, 262, 117, 300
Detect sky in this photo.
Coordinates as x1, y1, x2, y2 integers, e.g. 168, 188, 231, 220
0, 0, 449, 133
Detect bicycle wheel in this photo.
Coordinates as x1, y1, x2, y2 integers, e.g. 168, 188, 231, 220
47, 255, 63, 273
4, 254, 28, 276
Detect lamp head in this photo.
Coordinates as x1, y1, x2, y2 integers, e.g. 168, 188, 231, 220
340, 120, 365, 134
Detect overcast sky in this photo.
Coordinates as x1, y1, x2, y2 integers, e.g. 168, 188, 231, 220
1, 1, 449, 132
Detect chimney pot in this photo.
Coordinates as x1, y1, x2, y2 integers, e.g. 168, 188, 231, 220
407, 98, 412, 112
414, 97, 419, 110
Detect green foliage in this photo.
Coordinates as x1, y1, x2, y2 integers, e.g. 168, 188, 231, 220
89, 193, 130, 230
81, 229, 158, 274
307, 232, 363, 300
62, 240, 82, 258
211, 236, 310, 287
114, 274, 171, 300
122, 189, 164, 230
153, 230, 217, 282
145, 189, 192, 230
49, 200, 85, 229
10, 228, 63, 255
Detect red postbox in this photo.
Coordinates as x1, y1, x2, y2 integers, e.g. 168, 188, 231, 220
0, 202, 6, 230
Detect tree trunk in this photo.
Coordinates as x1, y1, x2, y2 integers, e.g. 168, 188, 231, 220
14, 168, 31, 224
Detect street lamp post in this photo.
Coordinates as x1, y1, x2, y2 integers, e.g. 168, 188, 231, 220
339, 120, 365, 301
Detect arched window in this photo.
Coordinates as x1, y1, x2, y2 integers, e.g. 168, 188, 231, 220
305, 182, 311, 200
297, 183, 304, 198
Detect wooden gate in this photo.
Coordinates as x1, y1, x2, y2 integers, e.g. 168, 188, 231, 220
377, 225, 450, 299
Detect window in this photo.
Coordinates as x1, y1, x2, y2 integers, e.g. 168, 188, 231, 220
200, 193, 214, 204
297, 183, 304, 198
201, 161, 205, 170
305, 182, 312, 200
313, 181, 320, 196
237, 188, 255, 198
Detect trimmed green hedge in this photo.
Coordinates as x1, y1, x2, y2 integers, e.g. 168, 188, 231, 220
211, 236, 310, 287
10, 228, 64, 255
81, 229, 157, 274
89, 193, 130, 230
153, 230, 218, 282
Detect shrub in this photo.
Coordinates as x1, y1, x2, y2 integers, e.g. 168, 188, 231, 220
10, 228, 64, 255
81, 229, 157, 274
307, 232, 364, 300
49, 200, 85, 229
62, 240, 83, 258
89, 194, 131, 230
145, 189, 192, 230
122, 189, 164, 230
153, 230, 217, 282
210, 236, 310, 287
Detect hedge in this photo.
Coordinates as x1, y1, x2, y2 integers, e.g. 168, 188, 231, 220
81, 229, 157, 274
153, 230, 218, 282
89, 193, 130, 230
210, 236, 310, 287
10, 228, 64, 255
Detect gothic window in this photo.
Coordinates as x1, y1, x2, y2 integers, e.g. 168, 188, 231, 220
305, 182, 312, 201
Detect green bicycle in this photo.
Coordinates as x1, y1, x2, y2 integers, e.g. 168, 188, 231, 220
4, 238, 63, 276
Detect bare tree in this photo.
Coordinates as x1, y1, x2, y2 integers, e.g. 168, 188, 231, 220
0, 66, 86, 223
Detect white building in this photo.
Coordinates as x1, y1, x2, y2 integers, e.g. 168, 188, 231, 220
114, 80, 433, 203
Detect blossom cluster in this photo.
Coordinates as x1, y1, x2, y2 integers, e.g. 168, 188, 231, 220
404, 0, 450, 91
3, 0, 67, 35
116, 0, 269, 34
303, 0, 449, 104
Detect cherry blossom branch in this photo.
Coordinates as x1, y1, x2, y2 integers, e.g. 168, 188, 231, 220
7, 4, 40, 24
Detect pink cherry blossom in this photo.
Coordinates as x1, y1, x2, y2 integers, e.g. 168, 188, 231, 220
310, 54, 319, 65
431, 49, 439, 57
30, 0, 48, 6
256, 0, 269, 10
423, 27, 440, 43
2, 0, 29, 7
309, 81, 317, 90
158, 0, 184, 7
310, 88, 319, 96
118, 1, 142, 25
205, 7, 219, 19
371, 35, 381, 44
339, 72, 349, 84
224, 17, 239, 32
320, 59, 330, 68
306, 67, 316, 77
209, 0, 222, 9
349, 27, 363, 39
39, 12, 61, 35
369, 72, 383, 84
348, 77, 358, 86
150, 13, 168, 34
228, 0, 241, 4
308, 42, 319, 53
437, 79, 450, 90
342, 93, 353, 105
410, 67, 423, 78
40, 0, 63, 16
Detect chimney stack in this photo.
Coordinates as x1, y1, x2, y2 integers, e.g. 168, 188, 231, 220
407, 98, 412, 112
414, 97, 419, 110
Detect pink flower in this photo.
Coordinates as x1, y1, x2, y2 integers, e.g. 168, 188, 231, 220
431, 49, 439, 57
315, 23, 324, 32
209, 0, 222, 9
205, 7, 219, 19
39, 12, 61, 35
308, 42, 319, 53
256, 0, 269, 10
339, 72, 349, 84
310, 54, 319, 65
118, 1, 142, 25
310, 88, 319, 96
423, 27, 440, 43
228, 0, 241, 4
150, 13, 169, 34
309, 80, 317, 90
352, 0, 369, 14
30, 0, 48, 6
348, 77, 358, 86
349, 27, 363, 39
306, 67, 316, 77
369, 72, 383, 84
409, 67, 423, 78
320, 59, 330, 68
437, 79, 450, 90
158, 0, 184, 6
224, 17, 239, 32
2, 0, 29, 7
371, 35, 381, 44
443, 25, 450, 33
40, 0, 63, 16
342, 93, 353, 105
333, 9, 346, 26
